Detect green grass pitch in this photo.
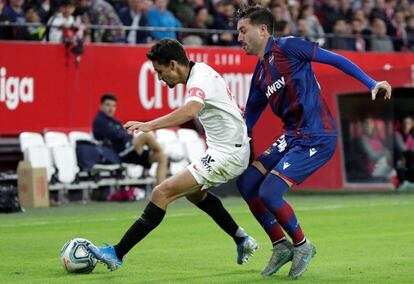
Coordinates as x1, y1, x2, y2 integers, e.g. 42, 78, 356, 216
1, 192, 413, 283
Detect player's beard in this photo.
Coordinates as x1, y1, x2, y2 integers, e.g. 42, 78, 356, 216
241, 41, 257, 56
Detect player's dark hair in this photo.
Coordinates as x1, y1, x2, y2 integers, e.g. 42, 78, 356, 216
146, 39, 189, 66
100, 93, 117, 104
236, 5, 274, 34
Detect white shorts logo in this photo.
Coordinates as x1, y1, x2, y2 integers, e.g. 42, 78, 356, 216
283, 162, 290, 170
201, 154, 215, 173
309, 148, 317, 157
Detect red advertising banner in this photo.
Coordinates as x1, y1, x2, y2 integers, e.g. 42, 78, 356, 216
1, 42, 413, 190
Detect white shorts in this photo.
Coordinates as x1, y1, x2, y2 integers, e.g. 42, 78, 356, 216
187, 144, 250, 190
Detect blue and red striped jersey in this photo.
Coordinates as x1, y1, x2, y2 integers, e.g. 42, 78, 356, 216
245, 36, 377, 137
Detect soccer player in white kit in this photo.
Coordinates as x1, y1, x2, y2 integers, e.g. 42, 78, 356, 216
88, 38, 258, 271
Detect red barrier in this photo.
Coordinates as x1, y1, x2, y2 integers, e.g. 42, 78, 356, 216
1, 42, 413, 190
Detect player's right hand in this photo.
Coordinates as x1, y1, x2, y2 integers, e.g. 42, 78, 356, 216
124, 121, 152, 132
371, 81, 392, 101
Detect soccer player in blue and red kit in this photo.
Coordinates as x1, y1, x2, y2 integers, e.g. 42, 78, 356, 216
235, 6, 392, 279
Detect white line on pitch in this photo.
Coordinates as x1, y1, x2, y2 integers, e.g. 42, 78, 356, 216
0, 200, 412, 228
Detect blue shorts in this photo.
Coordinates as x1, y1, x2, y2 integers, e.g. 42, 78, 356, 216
256, 135, 337, 184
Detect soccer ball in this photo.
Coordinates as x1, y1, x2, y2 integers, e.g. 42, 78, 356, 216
60, 238, 97, 273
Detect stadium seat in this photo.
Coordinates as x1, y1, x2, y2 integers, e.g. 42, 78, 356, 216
177, 128, 200, 141
170, 160, 189, 175
177, 128, 206, 163
155, 129, 178, 142
154, 129, 188, 175
25, 146, 56, 182
68, 131, 94, 146
19, 132, 45, 153
122, 163, 145, 179
44, 131, 69, 147
155, 129, 186, 162
51, 145, 79, 184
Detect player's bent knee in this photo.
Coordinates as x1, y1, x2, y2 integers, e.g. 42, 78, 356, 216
150, 183, 176, 207
270, 170, 293, 187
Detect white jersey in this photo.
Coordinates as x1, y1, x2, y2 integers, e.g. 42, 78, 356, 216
184, 62, 249, 153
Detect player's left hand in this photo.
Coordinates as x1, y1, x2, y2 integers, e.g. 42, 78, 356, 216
371, 81, 392, 101
124, 121, 152, 132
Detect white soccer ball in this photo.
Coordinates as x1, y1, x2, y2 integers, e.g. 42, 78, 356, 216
60, 238, 97, 273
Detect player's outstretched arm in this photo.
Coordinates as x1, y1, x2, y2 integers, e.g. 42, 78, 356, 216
124, 101, 203, 132
371, 81, 392, 101
313, 47, 392, 100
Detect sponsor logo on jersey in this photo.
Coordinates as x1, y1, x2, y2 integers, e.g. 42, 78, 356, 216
201, 154, 215, 173
276, 135, 287, 152
283, 161, 290, 170
265, 76, 285, 98
309, 148, 317, 157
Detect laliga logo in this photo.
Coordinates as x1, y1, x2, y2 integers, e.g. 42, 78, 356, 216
0, 67, 34, 110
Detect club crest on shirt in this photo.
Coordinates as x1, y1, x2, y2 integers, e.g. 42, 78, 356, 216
265, 76, 285, 98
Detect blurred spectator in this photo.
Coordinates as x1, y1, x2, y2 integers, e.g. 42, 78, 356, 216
168, 0, 196, 28
338, 0, 352, 22
407, 15, 414, 51
76, 0, 124, 43
211, 0, 237, 45
394, 115, 414, 187
271, 4, 296, 34
352, 9, 373, 49
33, 0, 57, 23
4, 0, 25, 23
351, 18, 368, 51
45, 0, 84, 43
15, 5, 46, 40
299, 4, 325, 46
118, 0, 151, 44
146, 0, 182, 40
274, 19, 291, 36
389, 8, 407, 51
370, 17, 394, 51
328, 18, 355, 50
320, 0, 341, 33
182, 5, 212, 45
142, 0, 153, 12
93, 94, 168, 185
0, 0, 13, 39
361, 0, 373, 18
296, 18, 310, 39
358, 116, 393, 180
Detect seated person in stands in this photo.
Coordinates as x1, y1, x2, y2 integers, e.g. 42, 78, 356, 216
358, 116, 393, 180
93, 94, 168, 184
394, 115, 414, 187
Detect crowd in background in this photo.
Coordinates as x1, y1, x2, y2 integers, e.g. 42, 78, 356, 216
344, 114, 414, 189
1, 0, 414, 51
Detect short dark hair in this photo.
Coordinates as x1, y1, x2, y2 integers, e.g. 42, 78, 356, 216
146, 38, 189, 66
60, 0, 75, 6
100, 93, 117, 104
236, 6, 274, 34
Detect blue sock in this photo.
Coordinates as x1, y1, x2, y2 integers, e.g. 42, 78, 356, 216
237, 166, 286, 243
258, 174, 305, 244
